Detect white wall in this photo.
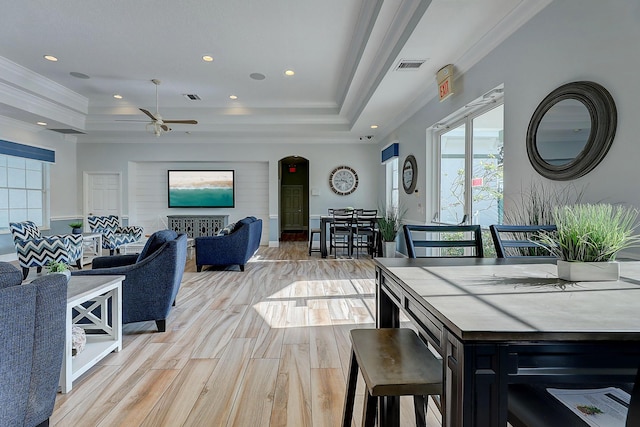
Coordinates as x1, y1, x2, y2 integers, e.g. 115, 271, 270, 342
132, 161, 269, 243
77, 141, 379, 244
379, 0, 640, 255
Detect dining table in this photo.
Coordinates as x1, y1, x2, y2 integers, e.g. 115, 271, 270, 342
375, 257, 640, 427
319, 214, 382, 258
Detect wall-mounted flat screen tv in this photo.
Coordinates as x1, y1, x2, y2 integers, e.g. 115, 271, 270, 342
168, 170, 235, 208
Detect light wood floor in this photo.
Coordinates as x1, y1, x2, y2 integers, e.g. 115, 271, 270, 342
51, 242, 441, 426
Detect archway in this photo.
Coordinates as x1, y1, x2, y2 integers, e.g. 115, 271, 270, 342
278, 156, 309, 241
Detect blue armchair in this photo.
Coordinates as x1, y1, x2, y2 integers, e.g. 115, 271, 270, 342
72, 230, 187, 332
195, 217, 262, 272
0, 262, 67, 427
10, 220, 83, 280
87, 215, 144, 255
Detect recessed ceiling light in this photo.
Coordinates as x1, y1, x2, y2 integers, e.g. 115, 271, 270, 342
43, 55, 58, 62
37, 121, 47, 126
229, 95, 238, 100
202, 55, 214, 62
370, 125, 379, 129
70, 71, 90, 79
250, 73, 266, 80
113, 94, 123, 99
284, 70, 295, 76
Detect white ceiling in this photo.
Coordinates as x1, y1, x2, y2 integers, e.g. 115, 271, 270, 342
0, 0, 551, 144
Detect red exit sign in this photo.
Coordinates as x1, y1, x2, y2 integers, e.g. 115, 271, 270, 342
439, 76, 453, 101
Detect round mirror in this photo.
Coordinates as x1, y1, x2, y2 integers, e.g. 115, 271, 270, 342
526, 81, 616, 180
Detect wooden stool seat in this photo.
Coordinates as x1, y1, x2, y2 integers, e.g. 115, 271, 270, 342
308, 228, 321, 255
342, 328, 442, 427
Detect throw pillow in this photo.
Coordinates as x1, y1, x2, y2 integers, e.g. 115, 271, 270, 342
218, 223, 236, 236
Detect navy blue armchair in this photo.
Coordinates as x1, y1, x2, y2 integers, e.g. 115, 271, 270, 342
196, 217, 262, 272
0, 262, 67, 427
72, 230, 187, 332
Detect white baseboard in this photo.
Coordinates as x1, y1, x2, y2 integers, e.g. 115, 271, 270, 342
0, 253, 18, 262
269, 240, 279, 247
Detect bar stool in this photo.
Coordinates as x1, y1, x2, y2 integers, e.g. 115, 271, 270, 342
342, 328, 442, 427
308, 228, 321, 255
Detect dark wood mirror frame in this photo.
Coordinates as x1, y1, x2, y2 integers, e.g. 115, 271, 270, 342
526, 81, 617, 181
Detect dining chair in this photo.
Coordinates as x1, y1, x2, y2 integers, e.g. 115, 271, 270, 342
352, 209, 378, 258
330, 209, 354, 258
403, 224, 484, 258
489, 224, 557, 258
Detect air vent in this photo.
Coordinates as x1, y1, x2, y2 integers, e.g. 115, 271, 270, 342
183, 94, 201, 101
49, 128, 86, 134
395, 59, 426, 71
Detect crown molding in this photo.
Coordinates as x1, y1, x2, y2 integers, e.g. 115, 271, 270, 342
376, 0, 552, 143
0, 56, 88, 113
341, 0, 432, 126
0, 80, 86, 129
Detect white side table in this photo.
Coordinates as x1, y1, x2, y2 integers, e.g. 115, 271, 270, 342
81, 233, 103, 265
60, 275, 124, 393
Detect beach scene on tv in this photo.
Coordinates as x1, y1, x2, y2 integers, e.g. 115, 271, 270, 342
168, 171, 234, 207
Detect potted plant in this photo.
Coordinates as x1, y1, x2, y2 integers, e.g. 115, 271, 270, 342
68, 221, 84, 234
46, 260, 71, 281
536, 203, 640, 281
377, 206, 405, 257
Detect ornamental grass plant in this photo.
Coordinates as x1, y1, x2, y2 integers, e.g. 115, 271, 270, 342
377, 206, 406, 242
537, 203, 640, 262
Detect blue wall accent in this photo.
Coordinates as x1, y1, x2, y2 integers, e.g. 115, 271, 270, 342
381, 143, 398, 163
0, 139, 55, 163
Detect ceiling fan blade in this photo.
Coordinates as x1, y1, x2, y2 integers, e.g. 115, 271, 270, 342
140, 108, 158, 121
163, 119, 198, 124
160, 124, 170, 132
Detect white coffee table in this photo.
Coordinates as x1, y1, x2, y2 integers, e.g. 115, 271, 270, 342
60, 275, 124, 393
120, 237, 195, 259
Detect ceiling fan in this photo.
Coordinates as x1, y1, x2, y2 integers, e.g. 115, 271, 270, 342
138, 79, 198, 136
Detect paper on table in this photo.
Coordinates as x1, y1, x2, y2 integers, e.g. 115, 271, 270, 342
547, 387, 630, 427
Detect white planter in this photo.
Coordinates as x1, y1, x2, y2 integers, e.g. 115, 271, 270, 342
556, 260, 620, 281
383, 241, 396, 258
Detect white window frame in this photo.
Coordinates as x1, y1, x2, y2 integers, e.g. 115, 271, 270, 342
0, 154, 50, 233
385, 157, 399, 212
431, 93, 504, 226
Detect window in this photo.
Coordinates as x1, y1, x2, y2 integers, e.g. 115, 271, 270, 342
0, 154, 49, 231
385, 157, 399, 212
436, 103, 504, 227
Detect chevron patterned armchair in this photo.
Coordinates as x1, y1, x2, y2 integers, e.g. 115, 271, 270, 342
9, 220, 83, 280
87, 215, 143, 255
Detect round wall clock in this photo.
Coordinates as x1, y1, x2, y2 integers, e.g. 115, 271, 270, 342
402, 154, 418, 194
329, 165, 359, 195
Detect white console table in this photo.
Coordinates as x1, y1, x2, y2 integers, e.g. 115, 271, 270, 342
167, 215, 228, 237
60, 275, 124, 393
81, 233, 103, 265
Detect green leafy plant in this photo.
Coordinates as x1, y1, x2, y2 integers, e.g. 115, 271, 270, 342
68, 221, 83, 229
504, 182, 585, 256
46, 260, 70, 273
536, 203, 640, 262
377, 206, 406, 242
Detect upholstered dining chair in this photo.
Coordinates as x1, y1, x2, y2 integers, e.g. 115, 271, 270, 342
403, 224, 484, 258
9, 220, 83, 279
87, 215, 143, 255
